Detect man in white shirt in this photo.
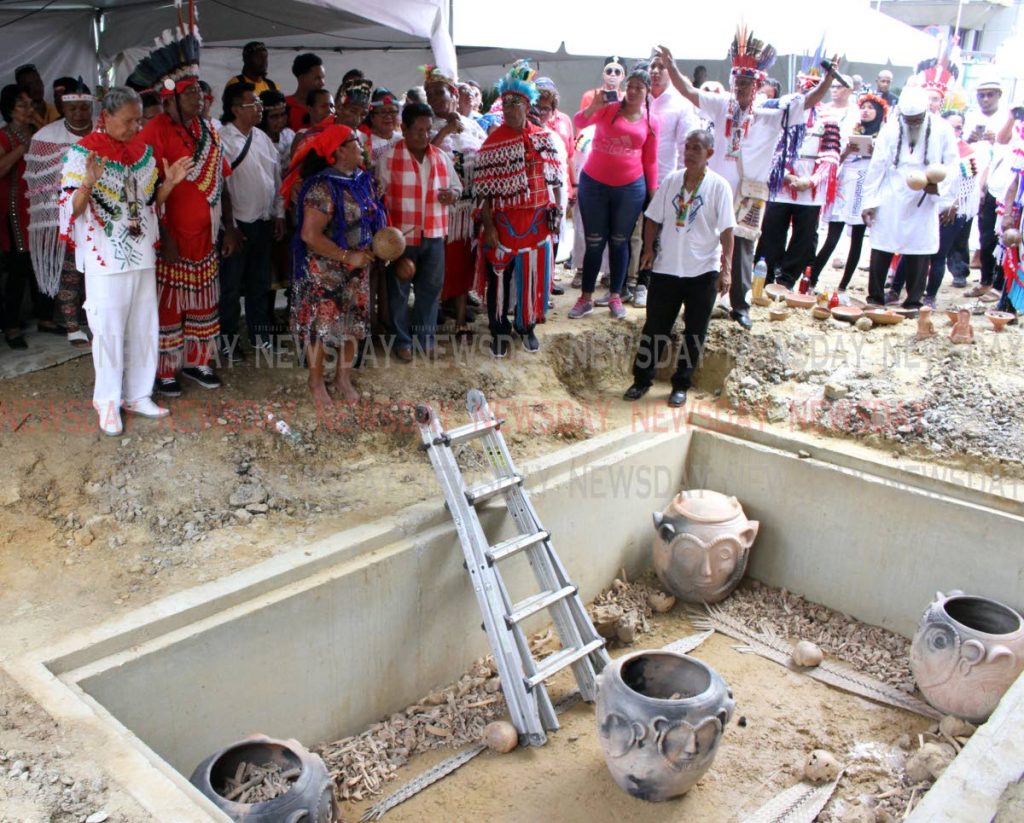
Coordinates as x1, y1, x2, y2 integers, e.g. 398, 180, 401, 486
217, 83, 285, 359
624, 129, 735, 408
656, 41, 833, 328
963, 74, 1013, 297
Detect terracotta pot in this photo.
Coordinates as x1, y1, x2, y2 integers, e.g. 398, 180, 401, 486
769, 307, 790, 322
811, 306, 831, 320
764, 283, 790, 301
596, 651, 734, 801
785, 293, 816, 310
944, 309, 959, 325
190, 734, 339, 822
372, 226, 406, 262
652, 490, 759, 605
830, 305, 863, 323
752, 294, 773, 307
910, 592, 1024, 723
987, 310, 1014, 332
865, 309, 903, 326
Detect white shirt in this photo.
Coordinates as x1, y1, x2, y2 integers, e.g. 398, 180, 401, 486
274, 127, 295, 172
963, 106, 1010, 196
220, 123, 284, 223
861, 113, 958, 255
430, 113, 487, 157
698, 91, 806, 197
650, 86, 700, 186
645, 167, 735, 277
772, 113, 835, 208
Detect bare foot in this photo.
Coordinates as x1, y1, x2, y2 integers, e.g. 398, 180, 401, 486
333, 379, 360, 403
308, 378, 333, 408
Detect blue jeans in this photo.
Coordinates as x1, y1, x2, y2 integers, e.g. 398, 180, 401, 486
577, 171, 646, 294
387, 237, 444, 350
927, 214, 968, 298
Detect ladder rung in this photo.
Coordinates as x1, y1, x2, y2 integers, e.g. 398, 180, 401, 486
525, 638, 607, 691
486, 531, 549, 565
506, 585, 577, 627
465, 474, 521, 505
438, 418, 502, 447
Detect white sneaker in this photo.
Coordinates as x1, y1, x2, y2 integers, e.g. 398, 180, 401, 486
95, 403, 123, 437
633, 285, 648, 308
123, 397, 171, 419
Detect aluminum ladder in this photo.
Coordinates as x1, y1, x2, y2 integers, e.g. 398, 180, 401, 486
414, 389, 609, 746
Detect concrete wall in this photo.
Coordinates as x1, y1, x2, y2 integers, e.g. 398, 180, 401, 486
61, 427, 690, 778
685, 429, 1024, 638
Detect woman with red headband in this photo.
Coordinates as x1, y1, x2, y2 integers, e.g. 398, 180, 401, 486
283, 125, 386, 406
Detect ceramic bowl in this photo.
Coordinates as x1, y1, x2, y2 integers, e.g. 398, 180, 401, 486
784, 293, 816, 310
944, 309, 959, 325
751, 295, 772, 307
764, 283, 790, 301
769, 307, 790, 322
865, 309, 904, 326
830, 305, 863, 323
987, 310, 1015, 332
811, 306, 831, 320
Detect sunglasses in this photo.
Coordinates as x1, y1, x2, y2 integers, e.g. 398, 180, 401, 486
604, 67, 624, 76
238, 101, 264, 109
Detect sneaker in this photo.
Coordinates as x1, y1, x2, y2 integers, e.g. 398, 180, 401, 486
951, 276, 967, 289
571, 271, 583, 289
922, 295, 937, 310
568, 297, 593, 319
633, 285, 648, 308
489, 335, 509, 358
521, 330, 540, 353
594, 291, 613, 307
122, 397, 170, 418
550, 283, 565, 296
154, 377, 182, 397
95, 406, 123, 437
608, 297, 627, 319
884, 290, 901, 306
219, 343, 244, 364
181, 365, 222, 389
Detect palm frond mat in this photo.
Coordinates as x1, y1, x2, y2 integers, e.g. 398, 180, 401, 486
361, 629, 714, 820
689, 604, 941, 720
741, 772, 844, 823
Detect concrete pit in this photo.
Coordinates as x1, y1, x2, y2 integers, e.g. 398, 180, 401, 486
8, 417, 1023, 822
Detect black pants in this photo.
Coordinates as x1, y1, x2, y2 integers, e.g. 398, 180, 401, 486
868, 250, 928, 308
486, 264, 534, 337
809, 222, 867, 291
948, 216, 972, 280
756, 202, 821, 287
979, 192, 1004, 289
1, 248, 51, 333
632, 271, 718, 391
218, 219, 274, 345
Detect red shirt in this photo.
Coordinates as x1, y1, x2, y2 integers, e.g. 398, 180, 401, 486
139, 113, 230, 257
0, 127, 30, 253
286, 95, 309, 133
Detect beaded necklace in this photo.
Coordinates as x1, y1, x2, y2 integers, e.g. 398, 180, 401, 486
673, 170, 706, 228
724, 99, 753, 159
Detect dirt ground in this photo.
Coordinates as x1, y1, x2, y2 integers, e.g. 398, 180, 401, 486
0, 253, 1019, 821
340, 607, 933, 823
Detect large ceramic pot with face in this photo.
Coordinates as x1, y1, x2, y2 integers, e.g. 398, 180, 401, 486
910, 591, 1024, 723
652, 490, 759, 604
596, 650, 734, 801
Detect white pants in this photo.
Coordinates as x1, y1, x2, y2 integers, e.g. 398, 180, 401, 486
84, 267, 158, 408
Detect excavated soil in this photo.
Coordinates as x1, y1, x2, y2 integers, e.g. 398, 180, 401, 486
0, 257, 1018, 821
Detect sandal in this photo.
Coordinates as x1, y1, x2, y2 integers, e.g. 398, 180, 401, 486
67, 329, 91, 349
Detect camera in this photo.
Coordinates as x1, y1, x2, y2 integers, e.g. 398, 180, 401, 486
603, 89, 618, 103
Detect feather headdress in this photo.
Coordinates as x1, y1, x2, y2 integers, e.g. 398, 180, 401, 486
126, 0, 201, 95
915, 35, 959, 102
797, 37, 827, 92
729, 24, 776, 84
496, 59, 540, 104
421, 64, 456, 89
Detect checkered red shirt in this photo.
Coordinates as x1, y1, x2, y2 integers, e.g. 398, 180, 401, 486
377, 141, 459, 243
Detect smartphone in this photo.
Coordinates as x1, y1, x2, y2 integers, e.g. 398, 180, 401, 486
1012, 106, 1024, 122
603, 89, 618, 103
848, 135, 873, 157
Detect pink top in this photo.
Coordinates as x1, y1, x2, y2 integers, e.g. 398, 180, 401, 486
574, 104, 659, 191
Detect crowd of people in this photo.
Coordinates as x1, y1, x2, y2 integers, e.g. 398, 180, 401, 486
1, 26, 1022, 434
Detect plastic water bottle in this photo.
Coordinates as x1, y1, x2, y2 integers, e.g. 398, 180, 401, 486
267, 413, 302, 446
752, 258, 768, 300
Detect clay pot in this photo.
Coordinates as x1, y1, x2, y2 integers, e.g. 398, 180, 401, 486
751, 294, 773, 307
944, 309, 960, 325
811, 306, 831, 320
925, 163, 947, 184
372, 226, 406, 262
865, 309, 903, 326
906, 171, 928, 191
785, 293, 816, 310
652, 490, 759, 605
764, 283, 790, 301
394, 256, 416, 282
769, 307, 790, 322
190, 734, 338, 822
830, 305, 863, 323
910, 592, 1024, 723
987, 310, 1014, 332
596, 650, 734, 801
916, 306, 936, 339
